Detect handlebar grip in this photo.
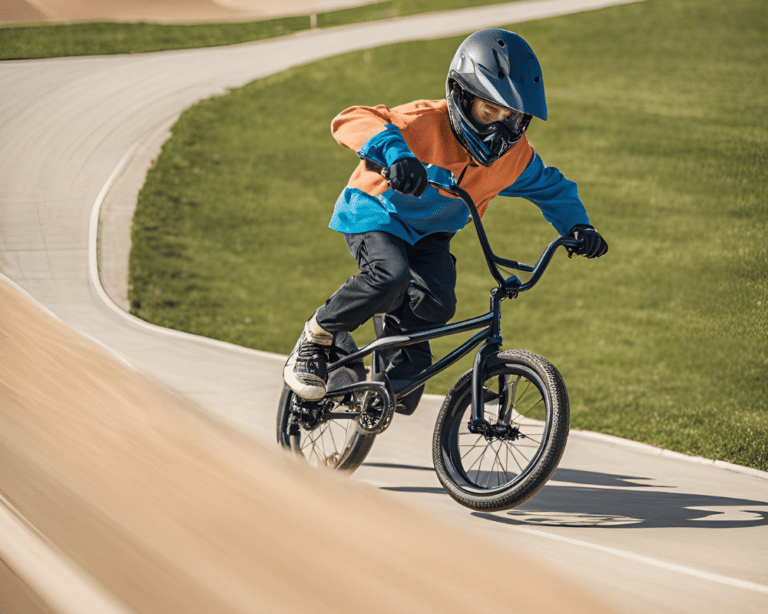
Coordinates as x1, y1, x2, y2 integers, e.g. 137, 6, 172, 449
364, 159, 390, 179
560, 237, 581, 249
559, 236, 581, 255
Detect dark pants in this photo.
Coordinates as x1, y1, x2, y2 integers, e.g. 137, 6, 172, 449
315, 231, 457, 397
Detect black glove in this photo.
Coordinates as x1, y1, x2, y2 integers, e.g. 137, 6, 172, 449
569, 225, 609, 259
388, 157, 428, 197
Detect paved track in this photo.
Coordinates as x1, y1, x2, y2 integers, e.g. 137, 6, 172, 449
2, 1, 767, 612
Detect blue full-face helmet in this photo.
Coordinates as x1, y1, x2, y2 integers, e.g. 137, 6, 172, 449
446, 29, 547, 166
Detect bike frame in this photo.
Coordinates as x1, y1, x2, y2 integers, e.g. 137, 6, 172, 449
321, 177, 580, 430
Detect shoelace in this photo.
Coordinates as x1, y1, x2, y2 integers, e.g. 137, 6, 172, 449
297, 341, 328, 360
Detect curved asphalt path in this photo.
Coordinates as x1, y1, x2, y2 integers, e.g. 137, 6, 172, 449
1, 1, 767, 612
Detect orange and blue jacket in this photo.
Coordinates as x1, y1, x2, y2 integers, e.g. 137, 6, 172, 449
329, 99, 590, 244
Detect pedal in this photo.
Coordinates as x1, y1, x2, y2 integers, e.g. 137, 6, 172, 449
325, 367, 357, 401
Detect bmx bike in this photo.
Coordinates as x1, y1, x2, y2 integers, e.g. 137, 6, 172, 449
276, 166, 582, 511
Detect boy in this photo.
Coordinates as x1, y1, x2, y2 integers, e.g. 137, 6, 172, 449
284, 28, 608, 406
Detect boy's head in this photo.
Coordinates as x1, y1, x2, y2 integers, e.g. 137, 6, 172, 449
446, 29, 547, 166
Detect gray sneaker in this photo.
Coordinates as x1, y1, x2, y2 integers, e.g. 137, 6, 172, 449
283, 320, 333, 401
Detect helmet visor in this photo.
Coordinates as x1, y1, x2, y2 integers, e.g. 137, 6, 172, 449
470, 97, 528, 136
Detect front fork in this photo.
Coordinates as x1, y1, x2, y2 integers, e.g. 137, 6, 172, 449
469, 341, 500, 433
468, 290, 515, 436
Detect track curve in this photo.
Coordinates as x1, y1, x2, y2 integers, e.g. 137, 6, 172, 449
2, 2, 767, 613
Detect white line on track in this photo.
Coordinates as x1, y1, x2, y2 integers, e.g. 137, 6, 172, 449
508, 524, 768, 595
87, 138, 285, 362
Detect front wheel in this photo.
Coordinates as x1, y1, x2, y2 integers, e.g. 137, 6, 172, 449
432, 349, 569, 511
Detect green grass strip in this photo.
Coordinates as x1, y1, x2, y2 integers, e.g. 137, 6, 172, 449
130, 0, 765, 471
0, 1, 518, 60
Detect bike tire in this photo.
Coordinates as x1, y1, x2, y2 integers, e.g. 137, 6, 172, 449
432, 349, 569, 511
276, 372, 376, 473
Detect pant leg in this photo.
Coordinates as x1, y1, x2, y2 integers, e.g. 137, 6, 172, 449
376, 232, 457, 383
401, 232, 457, 330
315, 230, 457, 393
315, 231, 412, 334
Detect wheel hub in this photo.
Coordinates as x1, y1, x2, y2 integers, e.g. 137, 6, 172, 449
468, 419, 521, 441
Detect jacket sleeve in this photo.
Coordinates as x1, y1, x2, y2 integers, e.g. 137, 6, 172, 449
499, 152, 590, 235
331, 105, 416, 167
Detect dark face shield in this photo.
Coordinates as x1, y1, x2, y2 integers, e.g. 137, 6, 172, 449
447, 82, 533, 165
469, 102, 531, 140
500, 108, 531, 137
459, 91, 532, 160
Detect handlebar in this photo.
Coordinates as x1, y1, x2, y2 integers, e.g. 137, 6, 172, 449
367, 159, 580, 296
432, 180, 579, 295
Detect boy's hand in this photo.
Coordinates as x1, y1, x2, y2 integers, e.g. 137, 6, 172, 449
388, 157, 428, 197
569, 225, 609, 259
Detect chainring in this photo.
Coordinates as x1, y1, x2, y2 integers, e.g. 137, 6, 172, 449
356, 389, 394, 435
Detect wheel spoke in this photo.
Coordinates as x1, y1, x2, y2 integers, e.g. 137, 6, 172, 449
507, 439, 533, 468
301, 418, 341, 465
515, 379, 535, 406
517, 395, 544, 418
466, 443, 488, 475
518, 431, 542, 446
327, 420, 348, 462
459, 433, 486, 459
484, 444, 498, 488
491, 442, 512, 487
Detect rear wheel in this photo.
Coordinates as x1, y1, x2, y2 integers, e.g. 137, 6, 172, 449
276, 367, 376, 473
432, 350, 569, 511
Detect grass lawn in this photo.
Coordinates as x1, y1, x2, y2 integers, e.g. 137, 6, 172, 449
126, 0, 767, 471
0, 0, 518, 59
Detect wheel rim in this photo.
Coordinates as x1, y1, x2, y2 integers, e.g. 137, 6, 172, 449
444, 365, 552, 495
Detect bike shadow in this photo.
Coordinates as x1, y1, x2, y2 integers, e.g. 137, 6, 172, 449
369, 463, 768, 530
474, 467, 768, 530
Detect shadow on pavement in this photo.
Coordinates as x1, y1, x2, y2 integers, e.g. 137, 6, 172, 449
365, 463, 768, 529
474, 468, 768, 529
